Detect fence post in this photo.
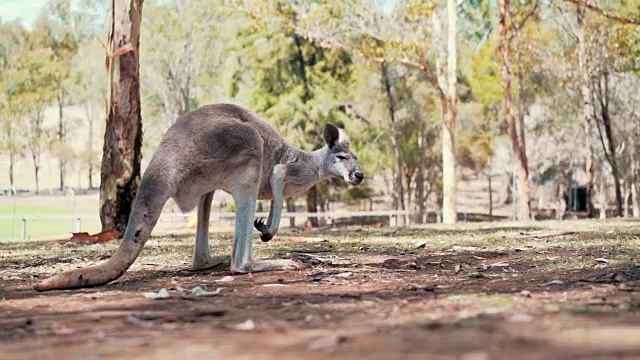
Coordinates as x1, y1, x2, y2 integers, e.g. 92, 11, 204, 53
21, 218, 27, 240
75, 217, 82, 232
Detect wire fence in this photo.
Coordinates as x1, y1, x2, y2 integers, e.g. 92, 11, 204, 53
0, 210, 411, 241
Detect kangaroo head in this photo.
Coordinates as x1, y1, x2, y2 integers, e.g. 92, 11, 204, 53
322, 123, 364, 186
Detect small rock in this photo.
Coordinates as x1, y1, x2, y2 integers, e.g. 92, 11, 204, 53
230, 319, 255, 331
520, 290, 532, 297
307, 335, 347, 351
216, 276, 235, 283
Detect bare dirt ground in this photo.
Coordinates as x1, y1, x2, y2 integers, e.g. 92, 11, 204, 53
2, 219, 640, 360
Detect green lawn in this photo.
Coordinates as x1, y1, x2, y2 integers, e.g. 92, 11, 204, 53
0, 199, 101, 241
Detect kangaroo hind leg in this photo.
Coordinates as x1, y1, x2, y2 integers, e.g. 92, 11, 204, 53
193, 191, 229, 270
230, 183, 303, 274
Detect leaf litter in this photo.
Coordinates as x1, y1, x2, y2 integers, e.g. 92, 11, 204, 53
142, 286, 225, 300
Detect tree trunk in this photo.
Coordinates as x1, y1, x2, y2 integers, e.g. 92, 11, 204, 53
380, 62, 406, 225
9, 147, 15, 191
415, 132, 426, 224
33, 157, 40, 195
556, 183, 566, 220
431, 1, 458, 225
623, 181, 630, 218
441, 107, 457, 223
405, 172, 413, 222
516, 59, 532, 220
576, 2, 596, 217
598, 182, 607, 219
593, 73, 622, 217
286, 198, 296, 227
58, 92, 66, 192
488, 172, 493, 218
499, 0, 531, 221
415, 171, 425, 223
443, 0, 458, 224
87, 101, 95, 189
99, 0, 145, 233
306, 185, 318, 228
632, 182, 639, 217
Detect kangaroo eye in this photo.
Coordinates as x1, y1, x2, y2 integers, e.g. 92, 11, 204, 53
337, 154, 349, 160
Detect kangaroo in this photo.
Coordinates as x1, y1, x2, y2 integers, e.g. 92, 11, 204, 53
34, 103, 364, 291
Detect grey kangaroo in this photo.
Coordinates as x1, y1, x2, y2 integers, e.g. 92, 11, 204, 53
34, 103, 364, 291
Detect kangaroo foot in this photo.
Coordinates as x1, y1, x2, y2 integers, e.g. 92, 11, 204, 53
193, 255, 230, 271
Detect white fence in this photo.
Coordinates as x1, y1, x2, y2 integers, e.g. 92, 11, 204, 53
0, 210, 410, 240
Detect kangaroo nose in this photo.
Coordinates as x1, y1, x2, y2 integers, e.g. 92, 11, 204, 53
354, 171, 364, 181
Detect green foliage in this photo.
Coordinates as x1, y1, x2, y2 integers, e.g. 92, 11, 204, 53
2, 0, 640, 219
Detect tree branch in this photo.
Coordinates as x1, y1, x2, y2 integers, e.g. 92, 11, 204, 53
298, 31, 444, 97
562, 0, 640, 25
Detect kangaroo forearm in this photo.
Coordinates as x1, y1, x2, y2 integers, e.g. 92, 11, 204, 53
267, 198, 283, 234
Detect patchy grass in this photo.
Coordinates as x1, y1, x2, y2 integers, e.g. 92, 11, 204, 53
1, 219, 639, 360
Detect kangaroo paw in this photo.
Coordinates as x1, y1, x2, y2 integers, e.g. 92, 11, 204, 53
253, 218, 274, 242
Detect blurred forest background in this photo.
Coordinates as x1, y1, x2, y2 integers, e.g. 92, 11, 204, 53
1, 0, 639, 228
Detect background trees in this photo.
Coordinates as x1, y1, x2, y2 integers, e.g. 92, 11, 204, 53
1, 0, 639, 224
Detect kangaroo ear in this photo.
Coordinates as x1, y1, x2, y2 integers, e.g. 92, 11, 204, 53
323, 123, 340, 149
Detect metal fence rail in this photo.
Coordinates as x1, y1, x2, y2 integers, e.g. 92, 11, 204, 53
0, 210, 410, 240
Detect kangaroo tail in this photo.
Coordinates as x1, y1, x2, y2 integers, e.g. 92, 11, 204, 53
34, 175, 171, 291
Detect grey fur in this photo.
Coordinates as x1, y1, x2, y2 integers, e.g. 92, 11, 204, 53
33, 103, 364, 291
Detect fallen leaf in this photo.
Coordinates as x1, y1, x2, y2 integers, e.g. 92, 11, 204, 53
68, 229, 122, 245
489, 261, 510, 267
594, 258, 610, 264
540, 279, 565, 286
415, 240, 428, 249
59, 255, 82, 263
452, 245, 480, 252
52, 326, 74, 335
308, 335, 347, 351
143, 288, 170, 299
188, 286, 225, 297
454, 264, 462, 273
334, 272, 353, 278
230, 319, 255, 331
125, 315, 153, 327
216, 276, 235, 283
508, 314, 533, 323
